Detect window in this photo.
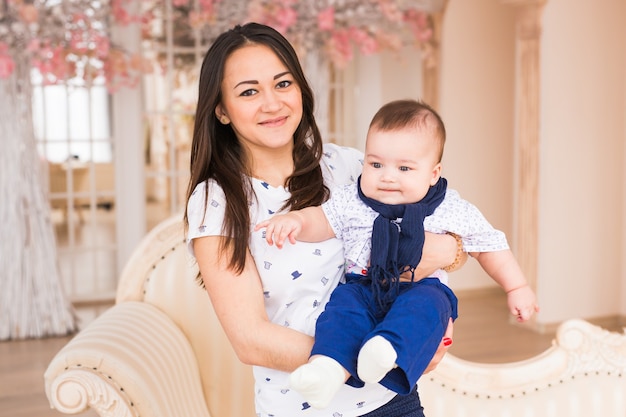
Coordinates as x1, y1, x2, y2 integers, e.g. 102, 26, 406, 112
34, 73, 118, 303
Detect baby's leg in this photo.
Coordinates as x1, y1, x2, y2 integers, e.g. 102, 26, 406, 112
289, 355, 349, 409
357, 335, 398, 384
357, 278, 458, 394
292, 281, 376, 408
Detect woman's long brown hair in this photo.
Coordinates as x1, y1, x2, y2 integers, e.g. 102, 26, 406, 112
184, 23, 329, 275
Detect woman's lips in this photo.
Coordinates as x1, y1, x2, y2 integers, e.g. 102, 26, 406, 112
260, 116, 287, 127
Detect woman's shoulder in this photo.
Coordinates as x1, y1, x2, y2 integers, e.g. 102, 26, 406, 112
321, 142, 364, 188
186, 179, 229, 252
186, 179, 227, 223
188, 179, 226, 204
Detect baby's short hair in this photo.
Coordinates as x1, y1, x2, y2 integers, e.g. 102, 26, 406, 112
369, 99, 446, 162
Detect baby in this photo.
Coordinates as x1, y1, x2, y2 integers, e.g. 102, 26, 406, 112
256, 99, 539, 409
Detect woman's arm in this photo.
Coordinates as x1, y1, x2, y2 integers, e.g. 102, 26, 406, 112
194, 235, 314, 372
411, 233, 463, 373
412, 232, 468, 279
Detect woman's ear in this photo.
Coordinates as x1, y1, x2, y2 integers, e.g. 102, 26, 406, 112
215, 106, 230, 125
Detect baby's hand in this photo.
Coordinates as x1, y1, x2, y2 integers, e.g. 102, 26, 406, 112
254, 213, 303, 249
506, 284, 540, 322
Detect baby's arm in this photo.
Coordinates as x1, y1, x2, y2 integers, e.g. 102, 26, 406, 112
255, 206, 335, 249
472, 250, 540, 322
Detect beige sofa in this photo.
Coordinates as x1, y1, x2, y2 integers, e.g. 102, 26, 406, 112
44, 215, 626, 417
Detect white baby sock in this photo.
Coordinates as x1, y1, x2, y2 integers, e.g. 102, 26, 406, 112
289, 355, 346, 409
357, 335, 398, 383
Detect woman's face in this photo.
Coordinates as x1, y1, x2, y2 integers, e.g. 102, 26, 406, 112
216, 44, 303, 157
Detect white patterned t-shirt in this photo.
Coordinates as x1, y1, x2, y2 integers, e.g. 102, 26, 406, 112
186, 143, 396, 417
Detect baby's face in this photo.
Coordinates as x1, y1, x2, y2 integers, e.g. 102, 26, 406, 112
360, 126, 441, 205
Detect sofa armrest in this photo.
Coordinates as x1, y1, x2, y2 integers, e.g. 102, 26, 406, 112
419, 319, 626, 416
44, 302, 211, 417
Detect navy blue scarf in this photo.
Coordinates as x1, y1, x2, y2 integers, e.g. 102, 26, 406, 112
357, 176, 447, 312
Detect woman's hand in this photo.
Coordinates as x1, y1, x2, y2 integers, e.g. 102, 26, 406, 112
423, 318, 454, 374
412, 232, 467, 279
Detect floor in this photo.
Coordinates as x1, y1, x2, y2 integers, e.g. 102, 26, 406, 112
0, 289, 573, 417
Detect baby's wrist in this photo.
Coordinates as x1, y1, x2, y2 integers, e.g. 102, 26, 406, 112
505, 283, 528, 294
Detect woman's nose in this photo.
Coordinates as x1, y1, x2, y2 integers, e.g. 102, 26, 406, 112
262, 91, 282, 112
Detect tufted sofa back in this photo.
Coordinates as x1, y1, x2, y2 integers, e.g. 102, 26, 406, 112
116, 214, 256, 417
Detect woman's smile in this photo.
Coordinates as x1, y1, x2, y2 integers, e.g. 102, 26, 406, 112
259, 116, 288, 127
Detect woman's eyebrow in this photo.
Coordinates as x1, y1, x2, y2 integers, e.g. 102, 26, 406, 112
233, 71, 290, 89
234, 79, 258, 89
274, 71, 290, 79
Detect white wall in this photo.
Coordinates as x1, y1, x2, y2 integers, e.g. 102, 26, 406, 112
623, 52, 626, 318
537, 0, 625, 324
345, 0, 626, 326
438, 0, 626, 326
439, 0, 517, 291
350, 46, 425, 151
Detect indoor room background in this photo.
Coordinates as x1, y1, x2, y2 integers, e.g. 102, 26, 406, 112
3, 0, 625, 357
2, 1, 626, 416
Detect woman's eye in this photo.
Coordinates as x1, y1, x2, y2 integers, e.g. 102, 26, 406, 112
277, 80, 292, 89
240, 89, 257, 97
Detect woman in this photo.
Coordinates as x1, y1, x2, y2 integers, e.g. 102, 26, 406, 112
184, 22, 462, 417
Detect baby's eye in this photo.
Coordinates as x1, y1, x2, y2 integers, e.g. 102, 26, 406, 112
240, 89, 258, 97
277, 80, 292, 89
371, 162, 382, 169
399, 166, 410, 172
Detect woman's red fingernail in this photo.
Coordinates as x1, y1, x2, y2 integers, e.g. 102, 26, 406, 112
443, 338, 453, 346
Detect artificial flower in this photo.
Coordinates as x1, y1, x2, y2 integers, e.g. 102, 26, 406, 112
0, 0, 438, 85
